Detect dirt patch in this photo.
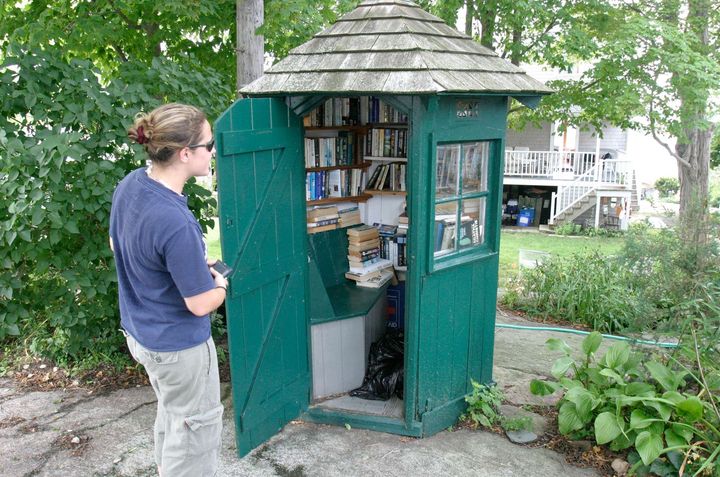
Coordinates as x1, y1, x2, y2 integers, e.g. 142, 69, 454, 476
459, 406, 625, 477
52, 432, 92, 457
2, 338, 232, 394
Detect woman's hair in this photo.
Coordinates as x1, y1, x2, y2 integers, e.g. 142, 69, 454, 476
128, 103, 207, 164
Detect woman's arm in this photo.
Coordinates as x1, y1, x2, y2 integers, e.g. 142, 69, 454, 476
184, 261, 229, 317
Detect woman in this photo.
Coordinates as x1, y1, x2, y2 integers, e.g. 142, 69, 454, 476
110, 103, 228, 477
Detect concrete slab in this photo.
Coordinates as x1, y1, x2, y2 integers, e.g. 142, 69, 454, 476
0, 309, 603, 477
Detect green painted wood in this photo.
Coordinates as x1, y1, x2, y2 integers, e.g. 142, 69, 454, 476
215, 97, 310, 457
303, 408, 423, 437
306, 228, 386, 323
410, 95, 507, 433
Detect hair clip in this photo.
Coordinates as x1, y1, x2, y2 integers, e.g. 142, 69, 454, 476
137, 126, 148, 145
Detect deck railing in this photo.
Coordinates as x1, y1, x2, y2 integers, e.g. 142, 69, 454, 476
504, 150, 597, 178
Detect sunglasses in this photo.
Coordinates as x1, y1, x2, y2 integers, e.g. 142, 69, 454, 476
187, 139, 215, 152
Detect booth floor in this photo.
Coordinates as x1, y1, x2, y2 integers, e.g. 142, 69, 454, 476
313, 395, 404, 419
0, 310, 602, 477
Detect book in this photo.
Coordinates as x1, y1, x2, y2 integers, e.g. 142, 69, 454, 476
356, 269, 394, 288
308, 205, 339, 220
348, 246, 380, 258
348, 258, 392, 275
344, 269, 382, 282
307, 223, 337, 234
346, 224, 379, 241
307, 218, 339, 227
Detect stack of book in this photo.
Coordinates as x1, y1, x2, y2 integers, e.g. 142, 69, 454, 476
397, 212, 409, 234
307, 206, 339, 234
344, 225, 394, 288
338, 207, 362, 228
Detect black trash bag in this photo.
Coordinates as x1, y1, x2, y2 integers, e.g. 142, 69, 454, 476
350, 331, 404, 401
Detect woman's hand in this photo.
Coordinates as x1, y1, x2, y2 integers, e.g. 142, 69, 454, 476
207, 259, 229, 289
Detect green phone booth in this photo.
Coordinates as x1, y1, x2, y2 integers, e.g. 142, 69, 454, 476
215, 0, 550, 456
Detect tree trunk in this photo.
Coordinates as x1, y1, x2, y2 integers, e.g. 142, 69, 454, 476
465, 0, 474, 36
675, 0, 712, 245
236, 0, 264, 96
478, 0, 497, 48
676, 0, 711, 217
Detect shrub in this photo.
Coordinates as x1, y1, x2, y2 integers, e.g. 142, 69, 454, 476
655, 177, 680, 197
554, 222, 582, 236
508, 251, 649, 333
0, 45, 229, 365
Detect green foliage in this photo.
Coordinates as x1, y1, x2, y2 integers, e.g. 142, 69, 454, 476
507, 250, 649, 333
0, 44, 227, 363
531, 333, 720, 472
505, 218, 720, 334
655, 177, 681, 198
712, 129, 720, 170
554, 222, 583, 236
263, 0, 359, 61
501, 415, 534, 433
463, 380, 504, 428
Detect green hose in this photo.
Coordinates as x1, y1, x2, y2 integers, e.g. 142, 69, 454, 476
495, 323, 679, 349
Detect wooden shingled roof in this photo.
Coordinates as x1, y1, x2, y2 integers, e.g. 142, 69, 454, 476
241, 0, 552, 96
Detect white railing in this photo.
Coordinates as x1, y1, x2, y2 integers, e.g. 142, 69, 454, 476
504, 150, 597, 178
549, 158, 634, 224
550, 164, 599, 224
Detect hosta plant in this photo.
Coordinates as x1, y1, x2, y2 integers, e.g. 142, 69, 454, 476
531, 332, 719, 475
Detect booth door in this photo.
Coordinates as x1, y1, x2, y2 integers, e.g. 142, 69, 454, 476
215, 98, 310, 456
411, 96, 506, 436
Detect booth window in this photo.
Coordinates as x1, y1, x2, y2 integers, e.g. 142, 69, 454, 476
434, 141, 490, 259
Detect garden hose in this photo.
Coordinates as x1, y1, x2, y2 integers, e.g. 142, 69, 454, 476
495, 323, 680, 349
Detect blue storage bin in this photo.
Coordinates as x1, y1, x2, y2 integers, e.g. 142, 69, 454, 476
516, 207, 535, 227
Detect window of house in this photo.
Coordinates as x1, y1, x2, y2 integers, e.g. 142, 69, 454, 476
434, 141, 491, 259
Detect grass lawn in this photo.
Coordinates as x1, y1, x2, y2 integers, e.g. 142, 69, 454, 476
204, 223, 625, 284
498, 230, 624, 284
205, 219, 222, 260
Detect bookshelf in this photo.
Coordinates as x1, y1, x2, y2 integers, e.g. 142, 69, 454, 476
307, 194, 372, 206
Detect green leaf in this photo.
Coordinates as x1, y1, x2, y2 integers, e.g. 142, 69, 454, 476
664, 429, 688, 449
551, 356, 575, 378
31, 207, 44, 226
599, 368, 624, 384
604, 341, 630, 369
546, 337, 572, 355
629, 409, 653, 430
64, 221, 80, 234
564, 387, 597, 421
530, 379, 560, 396
559, 402, 584, 435
595, 412, 623, 444
644, 400, 672, 422
645, 361, 682, 392
581, 331, 602, 356
676, 396, 703, 423
625, 382, 655, 397
635, 431, 663, 466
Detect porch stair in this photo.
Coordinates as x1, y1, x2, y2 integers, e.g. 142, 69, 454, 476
551, 190, 597, 224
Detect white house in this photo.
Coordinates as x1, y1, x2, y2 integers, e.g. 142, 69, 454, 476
503, 65, 678, 229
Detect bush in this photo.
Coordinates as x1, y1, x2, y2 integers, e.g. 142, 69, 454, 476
0, 45, 230, 365
506, 251, 650, 333
655, 177, 680, 197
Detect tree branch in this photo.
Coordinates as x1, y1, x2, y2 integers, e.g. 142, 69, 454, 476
107, 0, 142, 31
518, 12, 560, 58
648, 101, 690, 169
507, 105, 526, 115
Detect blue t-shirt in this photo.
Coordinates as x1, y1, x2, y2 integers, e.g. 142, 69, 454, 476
110, 168, 216, 352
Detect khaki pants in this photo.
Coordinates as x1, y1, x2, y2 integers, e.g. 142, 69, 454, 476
124, 332, 223, 477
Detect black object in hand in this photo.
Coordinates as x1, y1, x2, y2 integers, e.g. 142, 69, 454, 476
211, 260, 233, 278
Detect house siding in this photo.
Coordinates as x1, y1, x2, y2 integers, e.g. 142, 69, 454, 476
578, 124, 628, 153
506, 123, 552, 150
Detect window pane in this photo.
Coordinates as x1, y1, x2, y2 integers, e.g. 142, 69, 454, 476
436, 144, 459, 199
434, 202, 458, 257
462, 142, 489, 194
459, 197, 486, 248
